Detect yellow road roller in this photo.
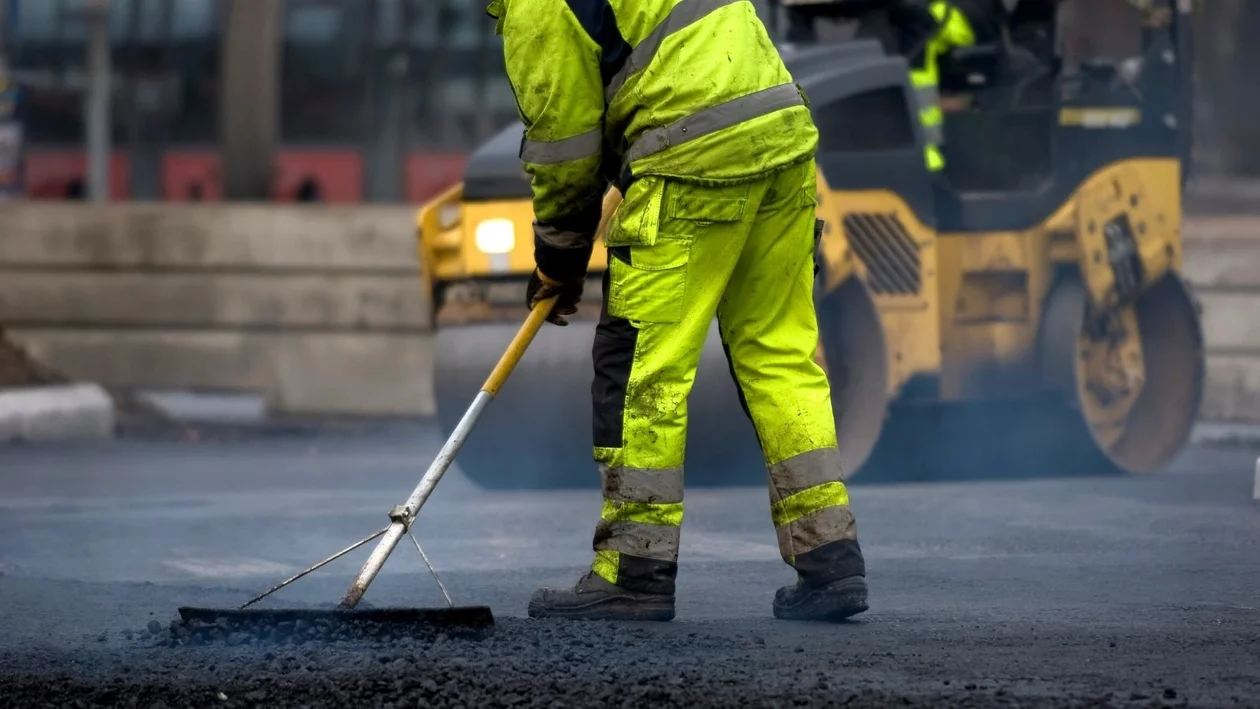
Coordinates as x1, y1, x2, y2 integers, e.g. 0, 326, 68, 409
418, 0, 1203, 489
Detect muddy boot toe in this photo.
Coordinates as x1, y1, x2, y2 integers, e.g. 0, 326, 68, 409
528, 573, 675, 621
773, 574, 868, 622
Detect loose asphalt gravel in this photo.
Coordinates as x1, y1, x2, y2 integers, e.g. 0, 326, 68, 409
1, 422, 1258, 707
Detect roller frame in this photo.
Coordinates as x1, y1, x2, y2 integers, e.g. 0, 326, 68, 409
846, 269, 1204, 484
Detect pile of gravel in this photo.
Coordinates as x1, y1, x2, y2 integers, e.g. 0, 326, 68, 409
0, 329, 66, 389
0, 617, 1186, 708
163, 607, 495, 648
0, 328, 181, 437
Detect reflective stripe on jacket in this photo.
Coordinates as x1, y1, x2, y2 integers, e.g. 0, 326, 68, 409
491, 0, 819, 233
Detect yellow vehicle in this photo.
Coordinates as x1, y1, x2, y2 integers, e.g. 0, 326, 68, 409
419, 0, 1203, 489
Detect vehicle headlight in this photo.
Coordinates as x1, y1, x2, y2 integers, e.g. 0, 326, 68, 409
474, 218, 516, 255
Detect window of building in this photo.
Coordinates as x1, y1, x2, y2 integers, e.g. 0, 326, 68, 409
165, 0, 220, 144
9, 0, 219, 146
280, 0, 370, 144
411, 0, 517, 151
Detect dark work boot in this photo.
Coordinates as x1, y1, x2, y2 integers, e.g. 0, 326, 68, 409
528, 572, 675, 621
773, 574, 868, 622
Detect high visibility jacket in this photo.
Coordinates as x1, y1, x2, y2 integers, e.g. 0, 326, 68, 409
908, 0, 975, 171
487, 0, 819, 238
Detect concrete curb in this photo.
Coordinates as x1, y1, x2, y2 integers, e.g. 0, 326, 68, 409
0, 383, 116, 443
1190, 422, 1260, 449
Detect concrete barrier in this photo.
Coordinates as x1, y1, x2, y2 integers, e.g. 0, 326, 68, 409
1, 203, 433, 417
0, 204, 1258, 421
1181, 216, 1260, 422
0, 203, 418, 270
0, 383, 116, 442
7, 329, 433, 416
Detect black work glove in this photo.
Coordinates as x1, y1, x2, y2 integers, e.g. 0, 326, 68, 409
529, 206, 599, 326
526, 268, 584, 326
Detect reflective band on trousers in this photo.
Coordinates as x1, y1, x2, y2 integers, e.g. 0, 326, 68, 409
771, 480, 850, 527
596, 499, 684, 561
604, 0, 744, 105
765, 447, 858, 558
594, 465, 684, 562
602, 499, 685, 527
915, 84, 940, 111
623, 82, 805, 166
776, 502, 858, 559
919, 112, 944, 144
592, 549, 621, 582
519, 127, 603, 165
601, 463, 685, 505
911, 81, 944, 145
767, 447, 846, 501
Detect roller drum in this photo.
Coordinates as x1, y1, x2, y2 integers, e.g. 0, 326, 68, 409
434, 317, 766, 490
814, 276, 890, 479
1040, 271, 1205, 475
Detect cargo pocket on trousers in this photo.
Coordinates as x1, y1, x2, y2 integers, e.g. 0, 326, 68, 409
606, 240, 693, 324
604, 177, 686, 324
604, 179, 744, 324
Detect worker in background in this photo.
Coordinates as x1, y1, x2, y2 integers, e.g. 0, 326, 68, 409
486, 0, 869, 623
902, 0, 980, 172
900, 1, 1062, 171
780, 0, 1002, 172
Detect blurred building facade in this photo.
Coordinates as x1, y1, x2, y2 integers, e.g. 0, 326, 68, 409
3, 0, 1257, 204
6, 0, 517, 203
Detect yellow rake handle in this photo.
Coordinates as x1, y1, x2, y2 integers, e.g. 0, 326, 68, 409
596, 185, 624, 242
483, 293, 557, 397
482, 185, 624, 397
338, 184, 624, 611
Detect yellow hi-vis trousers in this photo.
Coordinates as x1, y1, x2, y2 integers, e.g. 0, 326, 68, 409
588, 158, 866, 595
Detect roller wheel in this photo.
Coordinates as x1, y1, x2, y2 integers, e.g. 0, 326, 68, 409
1039, 272, 1205, 474
856, 271, 1204, 482
434, 317, 766, 490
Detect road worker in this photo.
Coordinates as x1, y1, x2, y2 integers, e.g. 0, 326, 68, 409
486, 0, 868, 622
902, 0, 982, 172
779, 0, 1003, 172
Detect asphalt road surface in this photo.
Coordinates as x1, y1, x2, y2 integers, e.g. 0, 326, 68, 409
1, 422, 1258, 708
